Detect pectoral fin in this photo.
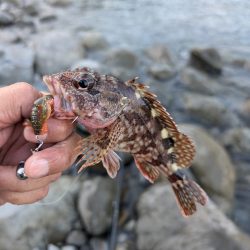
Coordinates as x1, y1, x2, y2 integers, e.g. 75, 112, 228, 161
102, 150, 121, 178
76, 121, 122, 174
76, 137, 105, 173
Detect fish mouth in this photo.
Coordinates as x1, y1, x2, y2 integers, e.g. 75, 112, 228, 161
43, 75, 76, 120
43, 74, 118, 129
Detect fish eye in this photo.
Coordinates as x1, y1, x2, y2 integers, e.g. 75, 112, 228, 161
78, 79, 88, 88
78, 74, 95, 89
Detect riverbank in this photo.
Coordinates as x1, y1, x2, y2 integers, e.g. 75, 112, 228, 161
0, 1, 250, 249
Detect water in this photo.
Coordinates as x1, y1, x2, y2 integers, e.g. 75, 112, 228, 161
61, 0, 250, 53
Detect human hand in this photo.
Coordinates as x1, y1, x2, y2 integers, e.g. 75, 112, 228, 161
0, 82, 80, 205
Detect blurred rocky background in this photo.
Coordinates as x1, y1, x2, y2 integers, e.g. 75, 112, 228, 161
0, 0, 250, 249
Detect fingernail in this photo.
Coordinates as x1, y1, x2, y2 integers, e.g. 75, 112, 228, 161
28, 159, 49, 178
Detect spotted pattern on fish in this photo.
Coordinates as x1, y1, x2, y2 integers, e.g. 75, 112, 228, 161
41, 67, 208, 216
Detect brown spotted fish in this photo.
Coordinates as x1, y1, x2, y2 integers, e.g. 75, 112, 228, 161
42, 67, 208, 216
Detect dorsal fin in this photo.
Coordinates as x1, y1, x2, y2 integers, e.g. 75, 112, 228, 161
126, 79, 178, 134
126, 78, 195, 169
150, 99, 178, 136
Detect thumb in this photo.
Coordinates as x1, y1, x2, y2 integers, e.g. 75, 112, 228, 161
0, 82, 41, 128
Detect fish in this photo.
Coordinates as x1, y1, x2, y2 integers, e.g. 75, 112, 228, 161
40, 67, 208, 216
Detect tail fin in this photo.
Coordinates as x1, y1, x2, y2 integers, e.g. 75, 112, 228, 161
168, 172, 208, 216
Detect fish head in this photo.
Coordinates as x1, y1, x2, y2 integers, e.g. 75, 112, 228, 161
43, 67, 129, 129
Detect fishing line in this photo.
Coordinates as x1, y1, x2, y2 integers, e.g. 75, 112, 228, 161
36, 160, 88, 206
108, 161, 124, 250
35, 123, 92, 205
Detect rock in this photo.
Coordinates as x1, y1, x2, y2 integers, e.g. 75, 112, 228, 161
118, 162, 149, 226
89, 238, 108, 250
47, 244, 60, 250
144, 44, 175, 66
221, 128, 250, 156
82, 32, 108, 50
136, 183, 250, 250
181, 92, 240, 128
1, 0, 19, 6
0, 10, 14, 25
0, 176, 80, 250
116, 242, 134, 250
124, 220, 136, 231
182, 93, 224, 124
240, 98, 250, 124
211, 194, 234, 215
46, 0, 73, 6
72, 220, 83, 230
179, 124, 236, 213
0, 44, 34, 85
241, 99, 250, 115
104, 48, 137, 69
119, 152, 133, 166
61, 245, 77, 250
116, 232, 136, 250
66, 230, 87, 246
0, 29, 21, 43
34, 30, 85, 75
103, 66, 136, 81
80, 245, 91, 250
243, 60, 250, 71
224, 74, 250, 93
117, 232, 129, 244
179, 67, 222, 95
39, 6, 57, 22
22, 0, 41, 15
148, 64, 175, 80
218, 47, 250, 68
77, 176, 116, 235
234, 161, 250, 234
102, 48, 138, 80
189, 48, 223, 75
71, 59, 101, 71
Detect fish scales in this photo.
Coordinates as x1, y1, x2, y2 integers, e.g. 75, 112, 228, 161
34, 67, 207, 216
